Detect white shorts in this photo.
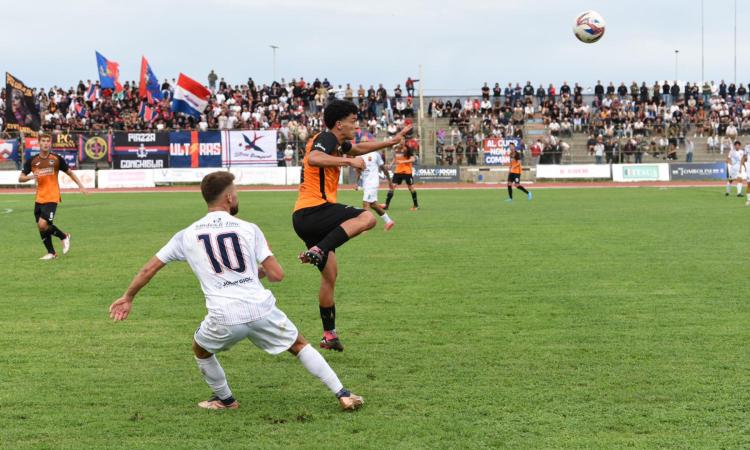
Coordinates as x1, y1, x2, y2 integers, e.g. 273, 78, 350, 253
729, 165, 740, 179
362, 186, 379, 203
194, 306, 298, 355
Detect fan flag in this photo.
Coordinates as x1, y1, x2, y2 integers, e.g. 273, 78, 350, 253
139, 56, 163, 103
95, 51, 123, 93
171, 73, 210, 118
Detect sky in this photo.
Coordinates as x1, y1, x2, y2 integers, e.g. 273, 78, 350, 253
2, 0, 748, 95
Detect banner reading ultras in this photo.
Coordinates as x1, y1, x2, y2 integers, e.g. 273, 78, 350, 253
4, 73, 41, 134
112, 132, 170, 169
169, 131, 222, 168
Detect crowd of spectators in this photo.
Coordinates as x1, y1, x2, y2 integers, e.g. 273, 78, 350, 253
0, 74, 419, 160
430, 80, 750, 165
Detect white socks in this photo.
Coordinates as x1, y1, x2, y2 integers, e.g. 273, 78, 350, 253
381, 213, 392, 224
195, 355, 233, 400
738, 183, 743, 195
297, 344, 344, 395
726, 183, 731, 193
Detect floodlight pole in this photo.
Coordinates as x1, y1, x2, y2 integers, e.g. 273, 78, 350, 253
269, 45, 279, 83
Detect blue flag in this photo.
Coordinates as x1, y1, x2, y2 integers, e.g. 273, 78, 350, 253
139, 56, 163, 102
95, 51, 122, 92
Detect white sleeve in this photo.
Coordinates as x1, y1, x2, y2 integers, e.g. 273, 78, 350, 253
155, 230, 187, 263
376, 153, 384, 166
251, 224, 273, 264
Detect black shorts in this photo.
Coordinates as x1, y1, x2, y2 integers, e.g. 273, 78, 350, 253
292, 203, 365, 249
34, 202, 58, 224
508, 173, 521, 184
392, 173, 414, 185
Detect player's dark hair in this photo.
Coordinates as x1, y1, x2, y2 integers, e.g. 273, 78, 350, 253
201, 171, 235, 204
323, 100, 358, 129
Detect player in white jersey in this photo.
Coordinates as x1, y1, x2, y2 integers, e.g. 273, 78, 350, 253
355, 150, 395, 230
109, 171, 363, 411
726, 140, 744, 197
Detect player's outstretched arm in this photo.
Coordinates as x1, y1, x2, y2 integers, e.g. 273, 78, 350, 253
109, 256, 166, 321
349, 124, 413, 156
64, 169, 88, 195
18, 172, 36, 183
308, 150, 365, 170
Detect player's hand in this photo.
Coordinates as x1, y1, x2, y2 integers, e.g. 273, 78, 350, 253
349, 158, 365, 170
353, 185, 359, 191
397, 124, 414, 138
109, 296, 133, 321
258, 267, 266, 279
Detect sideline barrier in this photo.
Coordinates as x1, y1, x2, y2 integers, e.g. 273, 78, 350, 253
98, 169, 156, 188
0, 169, 96, 188
612, 164, 670, 182
536, 164, 611, 179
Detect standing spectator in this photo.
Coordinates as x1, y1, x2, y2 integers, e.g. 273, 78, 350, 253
283, 144, 295, 166
594, 136, 604, 164
685, 135, 694, 162
492, 83, 502, 98
208, 70, 218, 93
536, 84, 546, 105
594, 80, 604, 101
405, 77, 415, 97
481, 82, 490, 100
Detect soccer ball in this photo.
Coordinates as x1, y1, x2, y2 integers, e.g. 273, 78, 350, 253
573, 10, 606, 43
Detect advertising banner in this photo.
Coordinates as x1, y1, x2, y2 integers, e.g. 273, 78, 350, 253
0, 139, 19, 163
413, 165, 460, 182
536, 164, 612, 179
612, 164, 670, 182
669, 163, 727, 180
223, 130, 278, 166
169, 131, 222, 168
482, 138, 521, 165
112, 132, 169, 169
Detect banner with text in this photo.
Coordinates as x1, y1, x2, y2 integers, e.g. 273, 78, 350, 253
536, 164, 612, 179
112, 132, 169, 169
612, 164, 670, 182
669, 163, 726, 180
169, 131, 222, 168
4, 73, 41, 134
482, 138, 521, 166
78, 134, 112, 163
223, 130, 278, 166
413, 165, 460, 182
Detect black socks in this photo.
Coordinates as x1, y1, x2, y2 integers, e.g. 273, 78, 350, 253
320, 305, 336, 331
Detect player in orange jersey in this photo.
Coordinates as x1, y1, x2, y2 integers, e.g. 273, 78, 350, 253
18, 133, 87, 259
384, 143, 419, 211
506, 143, 532, 202
292, 100, 411, 351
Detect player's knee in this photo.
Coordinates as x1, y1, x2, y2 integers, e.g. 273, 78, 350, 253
362, 212, 376, 230
288, 334, 309, 355
192, 340, 212, 359
37, 220, 49, 232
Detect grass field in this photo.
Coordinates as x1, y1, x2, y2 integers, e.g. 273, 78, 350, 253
1, 186, 749, 449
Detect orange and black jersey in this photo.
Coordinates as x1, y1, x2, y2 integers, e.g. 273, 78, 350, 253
22, 153, 69, 203
294, 131, 353, 212
394, 150, 414, 175
509, 158, 522, 174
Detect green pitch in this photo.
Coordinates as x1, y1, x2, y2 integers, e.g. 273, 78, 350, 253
0, 187, 748, 449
